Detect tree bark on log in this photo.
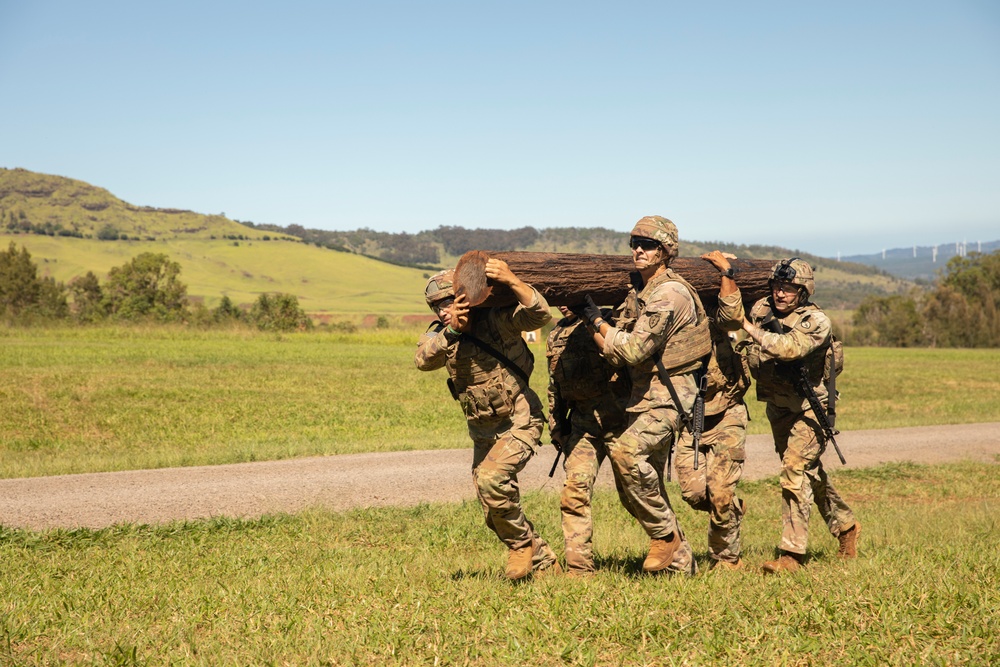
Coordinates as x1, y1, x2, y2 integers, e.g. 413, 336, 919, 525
471, 252, 775, 312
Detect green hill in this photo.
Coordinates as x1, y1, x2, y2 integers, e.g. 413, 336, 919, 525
3, 234, 435, 317
0, 168, 433, 317
0, 167, 296, 241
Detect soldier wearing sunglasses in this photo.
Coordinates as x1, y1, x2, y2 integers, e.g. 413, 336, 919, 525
574, 215, 711, 576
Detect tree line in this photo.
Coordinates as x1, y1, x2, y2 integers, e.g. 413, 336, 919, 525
239, 222, 630, 267
0, 242, 312, 331
848, 251, 1000, 347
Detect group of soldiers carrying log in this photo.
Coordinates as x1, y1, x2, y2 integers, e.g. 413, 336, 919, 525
415, 215, 860, 580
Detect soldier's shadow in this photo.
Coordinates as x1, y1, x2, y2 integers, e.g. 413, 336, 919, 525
450, 568, 495, 581
592, 554, 647, 577
593, 553, 718, 577
449, 569, 548, 586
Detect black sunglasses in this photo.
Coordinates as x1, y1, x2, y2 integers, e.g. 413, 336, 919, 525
433, 297, 455, 311
629, 236, 661, 251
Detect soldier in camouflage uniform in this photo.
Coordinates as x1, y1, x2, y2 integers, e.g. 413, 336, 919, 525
415, 262, 560, 580
742, 258, 861, 574
673, 250, 752, 571
547, 305, 630, 576
575, 216, 710, 576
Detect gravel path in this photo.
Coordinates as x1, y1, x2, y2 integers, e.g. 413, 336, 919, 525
2, 422, 997, 531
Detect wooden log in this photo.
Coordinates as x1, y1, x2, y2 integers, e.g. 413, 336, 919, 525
471, 251, 776, 312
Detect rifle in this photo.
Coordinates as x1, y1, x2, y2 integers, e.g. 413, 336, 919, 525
761, 313, 846, 464
691, 373, 708, 471
655, 359, 708, 481
548, 407, 572, 477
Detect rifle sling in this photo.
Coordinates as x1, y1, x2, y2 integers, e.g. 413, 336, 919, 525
654, 358, 694, 431
826, 343, 837, 428
458, 332, 532, 387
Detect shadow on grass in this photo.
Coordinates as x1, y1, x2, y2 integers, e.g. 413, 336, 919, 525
592, 554, 648, 577
450, 568, 497, 581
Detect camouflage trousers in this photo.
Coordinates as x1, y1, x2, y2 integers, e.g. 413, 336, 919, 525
560, 410, 629, 574
767, 404, 857, 555
607, 406, 695, 574
469, 387, 557, 571
675, 402, 748, 564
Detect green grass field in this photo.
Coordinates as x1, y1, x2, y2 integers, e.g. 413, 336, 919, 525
1, 462, 996, 665
2, 326, 998, 664
1, 326, 999, 479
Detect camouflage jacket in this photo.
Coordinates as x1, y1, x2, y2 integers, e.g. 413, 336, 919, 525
546, 315, 628, 437
746, 297, 832, 411
702, 290, 752, 417
414, 287, 552, 422
602, 269, 707, 414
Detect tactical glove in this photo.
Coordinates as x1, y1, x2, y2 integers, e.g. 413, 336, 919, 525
570, 295, 603, 328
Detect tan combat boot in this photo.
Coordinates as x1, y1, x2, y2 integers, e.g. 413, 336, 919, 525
762, 553, 804, 574
710, 558, 744, 572
565, 568, 595, 579
505, 545, 535, 581
837, 522, 861, 558
535, 561, 563, 579
642, 531, 682, 573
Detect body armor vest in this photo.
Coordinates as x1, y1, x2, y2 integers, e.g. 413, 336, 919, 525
649, 269, 713, 373
702, 322, 752, 416
747, 300, 832, 402
547, 317, 613, 403
445, 312, 534, 421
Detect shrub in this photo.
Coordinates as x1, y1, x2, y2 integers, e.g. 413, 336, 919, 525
212, 295, 244, 323
97, 224, 120, 241
0, 242, 69, 319
68, 271, 107, 322
249, 293, 312, 332
102, 253, 189, 322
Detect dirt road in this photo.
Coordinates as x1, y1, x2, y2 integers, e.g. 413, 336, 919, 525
1, 422, 997, 531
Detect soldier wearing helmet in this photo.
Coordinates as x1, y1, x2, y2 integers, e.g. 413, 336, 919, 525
741, 257, 860, 574
423, 269, 456, 328
546, 303, 632, 576
672, 249, 752, 571
573, 215, 709, 576
414, 259, 559, 580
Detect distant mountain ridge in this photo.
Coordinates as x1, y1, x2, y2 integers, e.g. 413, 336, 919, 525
840, 241, 1000, 281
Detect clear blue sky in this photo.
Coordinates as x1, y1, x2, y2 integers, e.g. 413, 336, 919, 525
2, 1, 998, 256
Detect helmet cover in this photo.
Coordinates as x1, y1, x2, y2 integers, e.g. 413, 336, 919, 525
769, 257, 815, 297
424, 269, 455, 308
630, 215, 678, 249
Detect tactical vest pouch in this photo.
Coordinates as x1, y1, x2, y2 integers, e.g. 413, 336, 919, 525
746, 341, 762, 379
458, 374, 514, 421
824, 338, 844, 382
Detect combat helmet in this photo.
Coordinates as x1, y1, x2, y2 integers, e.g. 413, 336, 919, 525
424, 269, 455, 310
769, 257, 815, 297
630, 215, 678, 250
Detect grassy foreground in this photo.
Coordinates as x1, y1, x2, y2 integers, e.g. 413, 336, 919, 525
1, 462, 997, 665
2, 326, 1000, 479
